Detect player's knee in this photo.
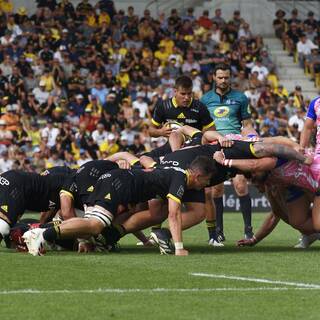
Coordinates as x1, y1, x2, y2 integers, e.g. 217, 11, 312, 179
87, 219, 105, 236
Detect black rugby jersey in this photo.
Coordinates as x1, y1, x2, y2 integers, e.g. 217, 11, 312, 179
151, 97, 214, 131
87, 167, 188, 211
0, 170, 68, 225
61, 160, 119, 210
40, 166, 76, 176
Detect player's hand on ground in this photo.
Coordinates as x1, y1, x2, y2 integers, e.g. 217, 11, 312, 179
213, 151, 225, 164
237, 238, 257, 247
218, 136, 234, 148
78, 240, 94, 253
175, 249, 189, 256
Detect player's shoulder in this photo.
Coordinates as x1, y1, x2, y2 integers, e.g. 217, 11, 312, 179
156, 98, 173, 111
309, 96, 320, 109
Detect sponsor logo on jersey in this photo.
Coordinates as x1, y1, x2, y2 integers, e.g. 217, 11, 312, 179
48, 201, 56, 209
104, 193, 111, 200
177, 186, 185, 198
99, 173, 111, 180
87, 185, 94, 192
177, 112, 186, 119
213, 106, 230, 118
185, 119, 197, 124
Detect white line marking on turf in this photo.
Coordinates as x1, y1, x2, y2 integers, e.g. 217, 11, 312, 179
190, 273, 320, 289
0, 287, 319, 295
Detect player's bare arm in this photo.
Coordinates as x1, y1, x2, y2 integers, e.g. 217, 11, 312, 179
168, 198, 188, 256
300, 118, 315, 150
253, 143, 312, 164
59, 192, 76, 220
213, 151, 277, 172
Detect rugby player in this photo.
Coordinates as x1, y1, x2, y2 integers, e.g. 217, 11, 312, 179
104, 139, 312, 253
0, 170, 70, 243
58, 160, 119, 219
23, 156, 216, 256
149, 74, 230, 239
201, 63, 257, 244
299, 96, 320, 236
213, 150, 320, 243
236, 184, 320, 248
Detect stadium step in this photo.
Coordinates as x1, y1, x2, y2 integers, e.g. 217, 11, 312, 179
264, 37, 319, 98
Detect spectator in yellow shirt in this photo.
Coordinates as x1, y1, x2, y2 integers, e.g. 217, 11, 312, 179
98, 11, 110, 26
154, 44, 170, 66
87, 10, 97, 27
40, 68, 56, 92
99, 133, 119, 156
116, 68, 130, 88
159, 35, 175, 55
1, 0, 13, 14
274, 84, 288, 99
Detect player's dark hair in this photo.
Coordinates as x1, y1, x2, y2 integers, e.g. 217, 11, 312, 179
189, 156, 217, 176
175, 75, 193, 89
213, 63, 231, 75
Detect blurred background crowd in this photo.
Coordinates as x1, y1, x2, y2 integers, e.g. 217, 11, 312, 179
0, 0, 318, 173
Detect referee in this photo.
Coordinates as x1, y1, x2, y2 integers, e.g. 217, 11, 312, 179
201, 63, 257, 245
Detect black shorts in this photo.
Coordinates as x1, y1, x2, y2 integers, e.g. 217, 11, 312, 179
0, 184, 26, 226
89, 179, 119, 216
223, 140, 257, 159
185, 132, 203, 147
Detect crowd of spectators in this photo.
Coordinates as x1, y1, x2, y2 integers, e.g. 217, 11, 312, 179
0, 0, 316, 173
274, 8, 320, 85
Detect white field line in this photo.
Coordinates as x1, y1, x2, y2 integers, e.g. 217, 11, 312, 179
190, 273, 320, 289
0, 287, 319, 295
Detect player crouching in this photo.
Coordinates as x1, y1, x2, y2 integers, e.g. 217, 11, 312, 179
23, 156, 216, 256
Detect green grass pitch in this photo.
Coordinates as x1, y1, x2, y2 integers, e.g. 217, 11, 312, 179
1, 212, 319, 320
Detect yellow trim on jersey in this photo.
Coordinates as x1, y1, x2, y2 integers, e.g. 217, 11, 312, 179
0, 211, 10, 224
147, 161, 157, 168
185, 170, 190, 186
249, 143, 258, 158
167, 193, 181, 204
151, 118, 161, 127
190, 129, 201, 138
130, 159, 140, 166
60, 190, 74, 200
172, 97, 193, 108
202, 121, 215, 130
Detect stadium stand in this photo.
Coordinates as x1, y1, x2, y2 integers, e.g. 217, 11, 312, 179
0, 0, 318, 173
